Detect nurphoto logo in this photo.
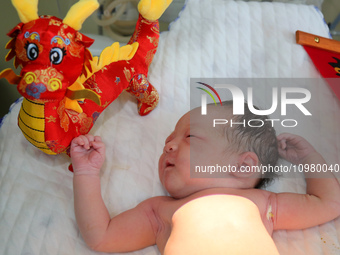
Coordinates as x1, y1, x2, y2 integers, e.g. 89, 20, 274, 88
196, 82, 222, 115
196, 82, 312, 128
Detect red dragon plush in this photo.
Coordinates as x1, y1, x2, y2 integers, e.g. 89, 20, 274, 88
0, 0, 172, 155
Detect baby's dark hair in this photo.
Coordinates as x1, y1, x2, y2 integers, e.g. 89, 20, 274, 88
220, 100, 279, 189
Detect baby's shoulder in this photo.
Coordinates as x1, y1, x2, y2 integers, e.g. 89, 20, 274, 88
137, 195, 178, 220
238, 188, 275, 212
140, 195, 175, 207
136, 195, 180, 246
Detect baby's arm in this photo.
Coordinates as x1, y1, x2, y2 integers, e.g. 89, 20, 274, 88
71, 135, 157, 252
273, 133, 340, 230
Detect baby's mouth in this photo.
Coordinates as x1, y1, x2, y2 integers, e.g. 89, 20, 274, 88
165, 160, 175, 168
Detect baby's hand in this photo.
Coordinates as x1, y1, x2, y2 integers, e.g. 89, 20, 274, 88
277, 133, 318, 165
71, 134, 106, 176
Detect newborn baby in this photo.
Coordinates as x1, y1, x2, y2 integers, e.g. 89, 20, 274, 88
71, 102, 340, 254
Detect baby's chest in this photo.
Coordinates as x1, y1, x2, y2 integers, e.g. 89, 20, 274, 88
157, 195, 277, 254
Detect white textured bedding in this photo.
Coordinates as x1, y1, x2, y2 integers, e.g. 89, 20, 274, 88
1, 0, 340, 254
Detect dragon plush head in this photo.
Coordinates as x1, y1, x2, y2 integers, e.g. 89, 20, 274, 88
3, 0, 99, 103
1, 0, 168, 155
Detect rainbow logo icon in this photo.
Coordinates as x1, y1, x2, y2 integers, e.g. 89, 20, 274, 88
196, 82, 223, 106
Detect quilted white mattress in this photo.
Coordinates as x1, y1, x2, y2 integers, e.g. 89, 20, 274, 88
1, 0, 340, 254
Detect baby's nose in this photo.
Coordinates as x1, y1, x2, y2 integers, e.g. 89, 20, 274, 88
164, 141, 177, 153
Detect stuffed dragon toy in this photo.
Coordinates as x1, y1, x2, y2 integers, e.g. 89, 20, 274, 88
0, 0, 172, 155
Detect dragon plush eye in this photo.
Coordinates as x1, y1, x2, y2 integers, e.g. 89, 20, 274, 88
25, 43, 39, 61
50, 47, 66, 65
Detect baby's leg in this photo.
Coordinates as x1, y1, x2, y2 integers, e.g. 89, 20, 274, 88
164, 195, 279, 255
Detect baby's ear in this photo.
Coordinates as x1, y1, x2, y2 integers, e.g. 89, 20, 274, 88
232, 152, 259, 178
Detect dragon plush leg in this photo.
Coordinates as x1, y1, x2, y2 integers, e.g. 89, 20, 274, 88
126, 74, 159, 116
124, 0, 172, 115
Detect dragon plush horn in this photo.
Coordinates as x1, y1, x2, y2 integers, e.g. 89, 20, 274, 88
63, 0, 99, 31
11, 0, 39, 23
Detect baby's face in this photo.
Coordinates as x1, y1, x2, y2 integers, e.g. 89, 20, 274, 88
158, 107, 239, 198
